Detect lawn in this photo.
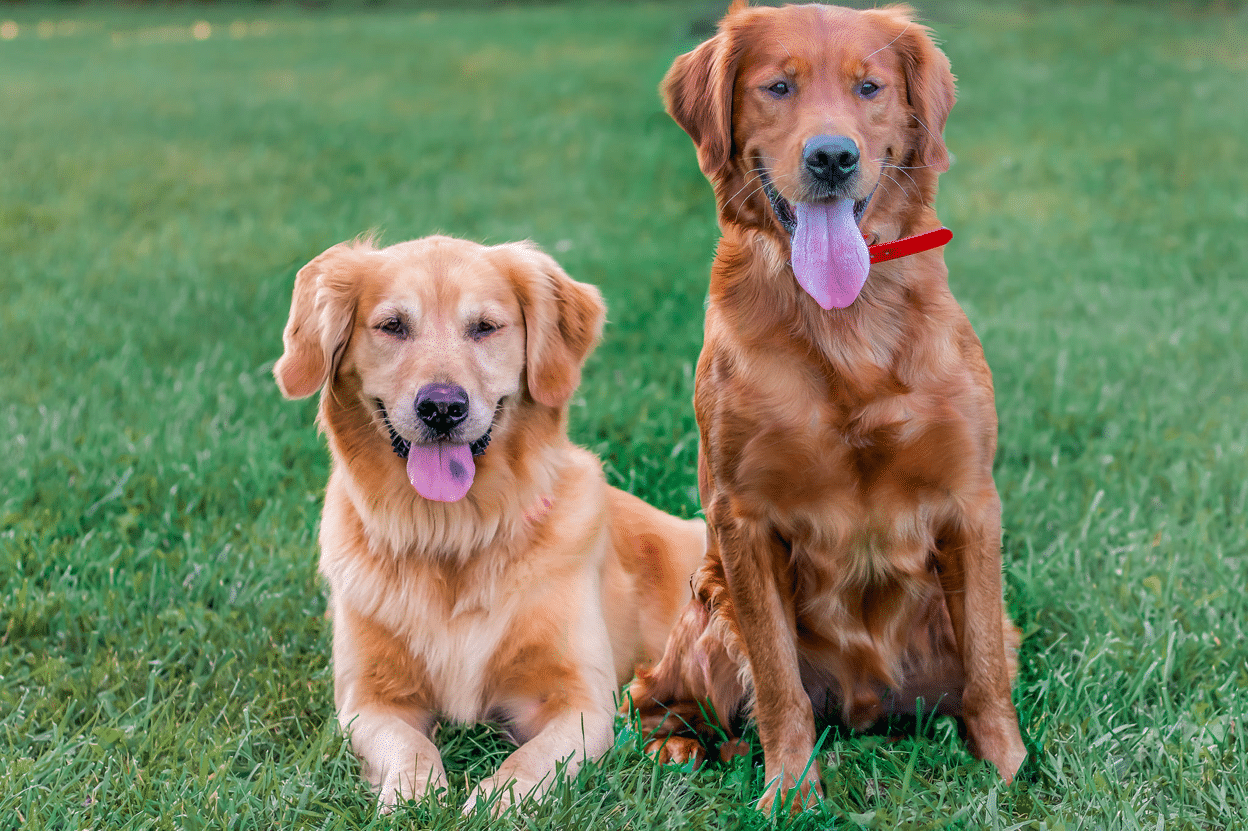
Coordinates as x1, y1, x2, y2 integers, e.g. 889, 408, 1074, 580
1, 0, 1246, 828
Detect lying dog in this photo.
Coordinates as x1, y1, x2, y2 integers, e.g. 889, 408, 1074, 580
628, 2, 1026, 812
274, 235, 705, 812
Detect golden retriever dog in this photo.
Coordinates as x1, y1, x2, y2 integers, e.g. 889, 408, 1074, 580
627, 2, 1026, 812
274, 235, 705, 812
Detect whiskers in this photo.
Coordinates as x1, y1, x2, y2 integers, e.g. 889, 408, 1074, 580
725, 154, 799, 226
872, 157, 925, 202
727, 151, 930, 226
724, 165, 768, 210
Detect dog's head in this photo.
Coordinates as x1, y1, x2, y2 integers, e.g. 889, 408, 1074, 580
274, 235, 604, 502
663, 2, 955, 308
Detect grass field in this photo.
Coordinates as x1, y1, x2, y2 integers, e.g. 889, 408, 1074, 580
2, 1, 1246, 828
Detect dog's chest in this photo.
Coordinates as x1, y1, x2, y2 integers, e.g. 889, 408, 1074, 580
763, 390, 965, 687
789, 414, 959, 590
787, 513, 944, 700
363, 564, 525, 722
731, 398, 972, 530
706, 331, 978, 514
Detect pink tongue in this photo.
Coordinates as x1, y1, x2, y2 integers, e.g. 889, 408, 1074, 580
406, 442, 475, 502
791, 199, 871, 309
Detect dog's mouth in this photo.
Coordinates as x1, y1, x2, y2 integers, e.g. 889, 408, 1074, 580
759, 168, 876, 310
376, 399, 496, 503
759, 168, 873, 236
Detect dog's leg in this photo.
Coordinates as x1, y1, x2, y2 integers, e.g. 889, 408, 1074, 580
626, 558, 749, 762
343, 704, 447, 811
331, 606, 446, 809
712, 506, 821, 815
464, 599, 620, 816
934, 489, 1026, 782
463, 698, 615, 815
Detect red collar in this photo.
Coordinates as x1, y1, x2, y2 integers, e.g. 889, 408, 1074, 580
866, 227, 952, 264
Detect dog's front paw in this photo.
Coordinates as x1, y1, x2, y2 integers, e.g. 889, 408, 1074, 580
374, 763, 447, 814
967, 719, 1027, 784
375, 769, 408, 814
756, 762, 822, 816
462, 775, 537, 817
376, 789, 400, 815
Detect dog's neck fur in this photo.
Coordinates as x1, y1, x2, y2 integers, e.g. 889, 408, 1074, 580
709, 161, 949, 392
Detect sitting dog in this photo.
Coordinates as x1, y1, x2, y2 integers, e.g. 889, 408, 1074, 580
628, 2, 1026, 813
274, 235, 705, 812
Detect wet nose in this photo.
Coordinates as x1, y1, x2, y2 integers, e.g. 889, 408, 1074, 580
414, 383, 469, 434
803, 135, 860, 187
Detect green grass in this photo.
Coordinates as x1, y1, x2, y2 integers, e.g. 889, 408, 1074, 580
1, 1, 1245, 828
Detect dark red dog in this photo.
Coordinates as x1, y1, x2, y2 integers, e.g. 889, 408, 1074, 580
629, 2, 1026, 813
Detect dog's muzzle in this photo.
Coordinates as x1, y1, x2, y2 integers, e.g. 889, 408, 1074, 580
376, 400, 493, 461
760, 168, 875, 237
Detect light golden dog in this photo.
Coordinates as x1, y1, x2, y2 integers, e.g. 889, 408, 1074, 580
628, 2, 1026, 813
274, 235, 705, 812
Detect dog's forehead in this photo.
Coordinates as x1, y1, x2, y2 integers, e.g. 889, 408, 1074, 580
740, 6, 902, 78
365, 239, 517, 316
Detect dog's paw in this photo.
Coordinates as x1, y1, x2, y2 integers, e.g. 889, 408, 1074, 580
718, 736, 751, 763
375, 772, 407, 814
645, 735, 706, 769
969, 720, 1027, 784
755, 763, 822, 816
461, 785, 505, 817
462, 775, 537, 817
374, 765, 446, 814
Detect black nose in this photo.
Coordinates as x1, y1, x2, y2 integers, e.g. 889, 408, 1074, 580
803, 135, 860, 187
415, 383, 469, 434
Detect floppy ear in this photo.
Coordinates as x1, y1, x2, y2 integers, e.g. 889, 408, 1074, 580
489, 242, 605, 409
273, 242, 365, 400
870, 8, 957, 173
661, 3, 748, 181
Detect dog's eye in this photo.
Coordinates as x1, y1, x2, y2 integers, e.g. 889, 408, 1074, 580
469, 320, 501, 340
858, 81, 881, 99
377, 318, 407, 337
766, 81, 791, 98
